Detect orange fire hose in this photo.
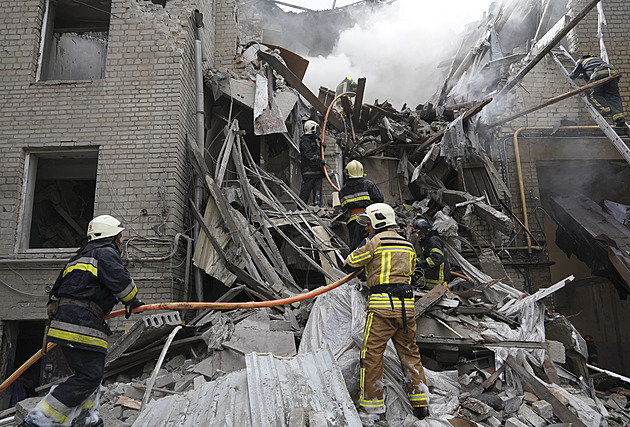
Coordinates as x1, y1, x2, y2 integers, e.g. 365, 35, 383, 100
0, 270, 361, 394
320, 91, 355, 191
451, 271, 471, 281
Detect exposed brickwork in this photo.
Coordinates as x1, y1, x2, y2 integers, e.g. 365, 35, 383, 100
0, 0, 236, 320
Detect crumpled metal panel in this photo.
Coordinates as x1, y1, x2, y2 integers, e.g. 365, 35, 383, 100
132, 369, 251, 426
550, 194, 630, 299
246, 347, 362, 427
132, 348, 360, 426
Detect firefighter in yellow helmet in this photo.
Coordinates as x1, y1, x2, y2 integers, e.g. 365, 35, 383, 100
21, 215, 144, 427
339, 160, 383, 251
344, 203, 430, 423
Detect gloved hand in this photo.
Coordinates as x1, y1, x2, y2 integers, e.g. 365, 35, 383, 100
125, 297, 145, 319
413, 406, 429, 420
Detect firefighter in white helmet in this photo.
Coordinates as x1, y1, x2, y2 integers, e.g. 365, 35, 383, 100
344, 203, 430, 423
299, 120, 325, 206
339, 160, 384, 251
21, 215, 144, 427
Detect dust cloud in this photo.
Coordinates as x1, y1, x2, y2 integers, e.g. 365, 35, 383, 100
302, 0, 498, 109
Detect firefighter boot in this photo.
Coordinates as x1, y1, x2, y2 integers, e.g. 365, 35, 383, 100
414, 406, 429, 420
358, 408, 380, 426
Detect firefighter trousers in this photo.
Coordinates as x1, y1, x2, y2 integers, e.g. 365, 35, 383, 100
23, 346, 104, 426
359, 311, 428, 413
299, 176, 322, 205
589, 72, 625, 124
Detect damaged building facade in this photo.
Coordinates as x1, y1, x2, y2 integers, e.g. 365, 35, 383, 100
1, 0, 630, 425
0, 0, 239, 409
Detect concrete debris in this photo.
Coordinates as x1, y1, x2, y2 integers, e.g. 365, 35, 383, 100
6, 1, 630, 427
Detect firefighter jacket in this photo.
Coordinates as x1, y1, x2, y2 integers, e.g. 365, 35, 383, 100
570, 56, 616, 82
339, 177, 384, 224
345, 229, 416, 318
47, 238, 139, 354
415, 231, 451, 288
299, 133, 324, 178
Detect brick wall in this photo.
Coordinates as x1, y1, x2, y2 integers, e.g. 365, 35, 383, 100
0, 0, 234, 320
481, 0, 630, 292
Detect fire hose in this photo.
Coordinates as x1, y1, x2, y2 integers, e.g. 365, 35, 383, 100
320, 91, 355, 191
0, 270, 361, 394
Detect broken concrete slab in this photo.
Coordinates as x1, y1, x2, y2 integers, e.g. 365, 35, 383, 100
106, 311, 183, 367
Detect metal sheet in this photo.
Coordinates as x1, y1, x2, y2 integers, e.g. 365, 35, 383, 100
246, 347, 362, 427
133, 369, 251, 426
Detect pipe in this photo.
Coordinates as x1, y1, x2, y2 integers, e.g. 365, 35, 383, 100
320, 91, 356, 191
140, 325, 183, 412
193, 38, 205, 303
193, 10, 207, 62
0, 270, 361, 394
512, 126, 600, 253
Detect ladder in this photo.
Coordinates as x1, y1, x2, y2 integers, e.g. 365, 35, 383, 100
551, 47, 630, 165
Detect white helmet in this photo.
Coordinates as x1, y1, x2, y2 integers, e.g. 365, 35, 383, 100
87, 215, 125, 241
345, 160, 364, 178
357, 203, 396, 230
304, 120, 318, 135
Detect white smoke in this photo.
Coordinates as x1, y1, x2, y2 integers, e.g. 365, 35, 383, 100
302, 0, 497, 109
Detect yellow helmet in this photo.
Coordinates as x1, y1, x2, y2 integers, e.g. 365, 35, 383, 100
357, 203, 396, 230
87, 215, 125, 241
345, 160, 364, 178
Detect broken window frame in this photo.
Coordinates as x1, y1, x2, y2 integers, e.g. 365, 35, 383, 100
17, 149, 99, 252
36, 0, 111, 82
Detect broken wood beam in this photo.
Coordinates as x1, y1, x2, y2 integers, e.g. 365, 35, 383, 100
352, 77, 366, 128
257, 50, 344, 130
415, 285, 447, 318
188, 199, 281, 300
497, 0, 601, 96
505, 355, 587, 427
410, 98, 493, 162
486, 73, 621, 128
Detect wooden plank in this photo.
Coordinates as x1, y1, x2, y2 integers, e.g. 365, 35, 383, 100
415, 285, 447, 318
188, 199, 278, 300
505, 355, 587, 427
257, 50, 344, 131
352, 77, 366, 128
497, 0, 601, 95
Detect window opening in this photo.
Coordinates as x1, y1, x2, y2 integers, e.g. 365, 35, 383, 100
22, 150, 98, 249
37, 0, 111, 81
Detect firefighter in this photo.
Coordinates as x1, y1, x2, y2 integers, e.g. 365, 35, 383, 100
569, 55, 627, 129
299, 120, 325, 206
345, 203, 430, 424
339, 160, 384, 252
335, 75, 358, 112
21, 215, 144, 427
411, 218, 451, 290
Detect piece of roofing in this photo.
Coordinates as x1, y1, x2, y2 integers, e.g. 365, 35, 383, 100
132, 347, 361, 426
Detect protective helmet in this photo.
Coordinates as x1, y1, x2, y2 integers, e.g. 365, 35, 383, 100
412, 218, 431, 235
345, 160, 364, 178
357, 203, 396, 230
304, 120, 318, 135
87, 215, 125, 241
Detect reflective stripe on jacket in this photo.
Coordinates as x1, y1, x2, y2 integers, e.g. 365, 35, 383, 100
48, 239, 137, 353
345, 229, 416, 317
415, 232, 450, 288
339, 177, 384, 223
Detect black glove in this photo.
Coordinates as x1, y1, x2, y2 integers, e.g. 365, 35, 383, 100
125, 297, 145, 319
414, 406, 429, 420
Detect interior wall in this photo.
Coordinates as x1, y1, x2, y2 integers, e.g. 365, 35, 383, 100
535, 155, 630, 376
